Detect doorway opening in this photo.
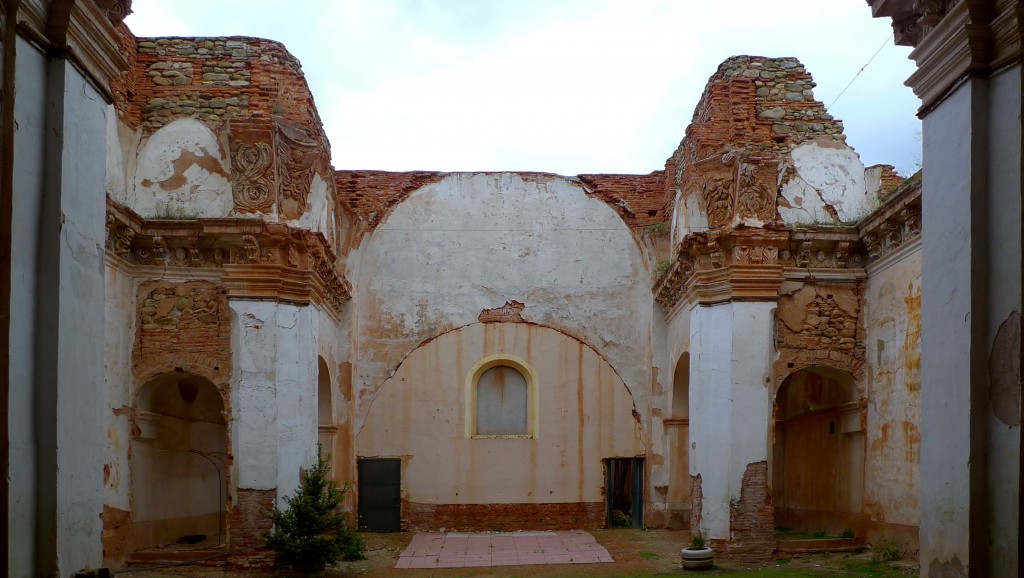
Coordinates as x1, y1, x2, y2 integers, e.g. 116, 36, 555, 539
605, 457, 644, 528
773, 366, 864, 536
357, 458, 401, 532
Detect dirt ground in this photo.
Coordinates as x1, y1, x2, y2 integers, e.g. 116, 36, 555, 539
122, 529, 920, 577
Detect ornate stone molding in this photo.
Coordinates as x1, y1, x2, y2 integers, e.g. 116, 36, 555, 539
857, 173, 922, 264
869, 0, 1020, 109
654, 226, 867, 312
275, 118, 327, 220
105, 197, 351, 318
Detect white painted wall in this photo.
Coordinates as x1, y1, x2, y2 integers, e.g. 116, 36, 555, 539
779, 137, 879, 225
131, 118, 232, 219
8, 36, 47, 578
230, 300, 320, 507
982, 64, 1021, 577
103, 265, 138, 514
688, 301, 774, 539
864, 243, 922, 535
350, 173, 651, 434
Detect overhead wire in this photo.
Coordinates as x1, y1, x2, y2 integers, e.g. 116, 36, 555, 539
827, 33, 893, 109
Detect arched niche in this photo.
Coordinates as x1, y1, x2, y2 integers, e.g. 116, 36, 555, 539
132, 118, 232, 219
773, 365, 865, 536
317, 356, 337, 458
665, 352, 691, 529
130, 372, 227, 551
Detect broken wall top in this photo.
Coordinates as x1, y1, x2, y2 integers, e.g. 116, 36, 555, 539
669, 56, 896, 238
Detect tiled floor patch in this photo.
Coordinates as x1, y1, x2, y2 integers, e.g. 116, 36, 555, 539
395, 530, 613, 569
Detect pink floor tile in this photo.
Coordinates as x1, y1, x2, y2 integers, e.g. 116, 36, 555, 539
395, 531, 613, 569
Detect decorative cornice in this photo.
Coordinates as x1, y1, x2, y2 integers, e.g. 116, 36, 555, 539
868, 0, 1020, 110
654, 226, 867, 311
105, 197, 351, 318
857, 173, 922, 264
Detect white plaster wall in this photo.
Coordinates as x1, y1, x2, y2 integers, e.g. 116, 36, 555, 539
919, 79, 976, 573
350, 173, 651, 433
357, 323, 643, 504
864, 245, 922, 531
688, 303, 734, 538
131, 118, 232, 219
983, 64, 1021, 577
293, 173, 332, 237
688, 301, 774, 540
103, 265, 138, 512
779, 137, 878, 225
671, 188, 708, 244
50, 61, 109, 574
230, 300, 319, 506
8, 37, 46, 577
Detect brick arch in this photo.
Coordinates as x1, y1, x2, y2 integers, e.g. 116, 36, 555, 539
773, 349, 865, 394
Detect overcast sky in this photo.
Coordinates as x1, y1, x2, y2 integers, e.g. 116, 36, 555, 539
125, 1, 921, 177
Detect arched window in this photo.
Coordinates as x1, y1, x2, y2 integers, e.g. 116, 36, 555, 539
465, 354, 539, 438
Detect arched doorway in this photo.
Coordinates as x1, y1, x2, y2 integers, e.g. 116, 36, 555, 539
131, 372, 227, 550
773, 366, 864, 536
665, 352, 690, 529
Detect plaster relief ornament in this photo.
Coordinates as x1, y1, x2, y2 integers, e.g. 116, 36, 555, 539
113, 226, 135, 259
735, 163, 776, 221
275, 120, 322, 220
230, 141, 275, 214
93, 0, 132, 24
835, 242, 850, 269
701, 178, 734, 228
796, 241, 812, 268
902, 207, 922, 236
882, 220, 903, 251
152, 236, 169, 265
863, 233, 882, 261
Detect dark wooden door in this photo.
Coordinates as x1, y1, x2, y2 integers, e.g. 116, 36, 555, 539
357, 458, 401, 532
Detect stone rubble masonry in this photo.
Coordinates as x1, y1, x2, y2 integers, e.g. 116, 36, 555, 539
131, 280, 233, 390
406, 502, 606, 532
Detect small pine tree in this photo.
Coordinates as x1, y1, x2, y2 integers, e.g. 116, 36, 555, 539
265, 444, 365, 570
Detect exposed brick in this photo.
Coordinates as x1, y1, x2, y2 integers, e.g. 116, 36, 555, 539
227, 488, 276, 568
406, 502, 605, 532
724, 461, 776, 562
576, 171, 671, 230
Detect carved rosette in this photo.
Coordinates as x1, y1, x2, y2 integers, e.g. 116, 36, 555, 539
230, 141, 275, 214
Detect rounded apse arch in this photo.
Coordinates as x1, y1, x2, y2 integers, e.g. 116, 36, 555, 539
356, 321, 644, 531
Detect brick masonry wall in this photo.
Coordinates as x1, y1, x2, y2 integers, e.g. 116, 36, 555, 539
723, 461, 776, 562
228, 488, 276, 568
577, 171, 671, 230
406, 502, 606, 532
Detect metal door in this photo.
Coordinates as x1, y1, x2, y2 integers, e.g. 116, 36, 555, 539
357, 458, 401, 532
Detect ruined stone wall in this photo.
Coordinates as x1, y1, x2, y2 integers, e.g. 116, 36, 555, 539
774, 281, 868, 385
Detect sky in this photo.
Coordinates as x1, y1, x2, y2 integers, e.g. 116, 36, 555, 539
125, 1, 921, 177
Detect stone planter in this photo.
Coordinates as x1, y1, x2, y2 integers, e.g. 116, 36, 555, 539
681, 546, 714, 570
